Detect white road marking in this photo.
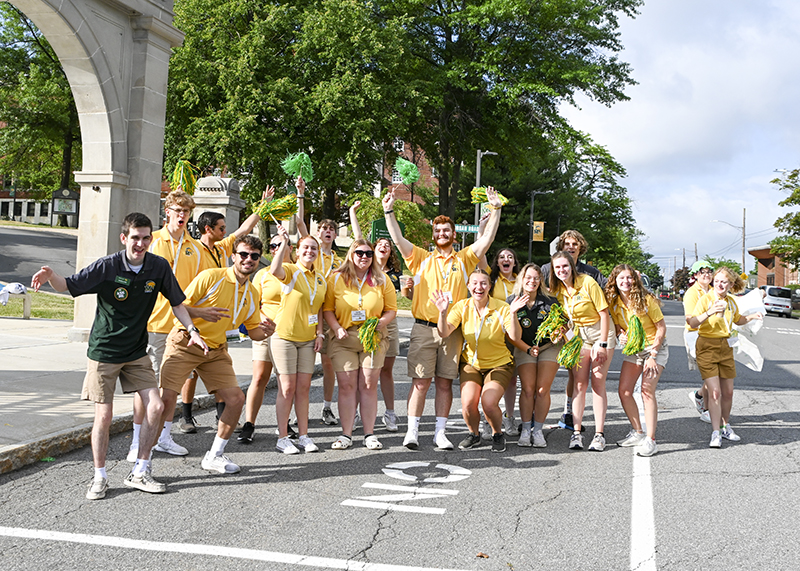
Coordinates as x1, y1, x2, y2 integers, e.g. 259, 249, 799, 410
361, 482, 459, 495
0, 526, 468, 571
382, 462, 472, 483
340, 499, 446, 514
630, 455, 657, 571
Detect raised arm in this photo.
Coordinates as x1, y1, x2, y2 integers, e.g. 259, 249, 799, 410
294, 176, 309, 238
31, 266, 68, 293
382, 188, 414, 258
269, 225, 290, 281
234, 185, 274, 239
349, 200, 363, 241
471, 187, 503, 259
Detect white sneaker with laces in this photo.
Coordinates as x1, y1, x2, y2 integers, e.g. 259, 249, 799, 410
688, 390, 705, 414
276, 436, 300, 455
433, 429, 454, 450
588, 433, 606, 452
298, 435, 319, 452
155, 437, 188, 456
382, 411, 399, 432
201, 451, 240, 474
532, 430, 547, 448
403, 427, 419, 450
635, 437, 658, 457
709, 431, 722, 448
86, 478, 108, 500
721, 425, 741, 442
517, 428, 532, 447
616, 429, 646, 448
700, 410, 711, 424
502, 413, 518, 435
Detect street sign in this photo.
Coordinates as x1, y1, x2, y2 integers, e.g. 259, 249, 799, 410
455, 224, 479, 234
370, 218, 404, 243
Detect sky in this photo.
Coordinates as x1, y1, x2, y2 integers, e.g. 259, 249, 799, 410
560, 0, 800, 282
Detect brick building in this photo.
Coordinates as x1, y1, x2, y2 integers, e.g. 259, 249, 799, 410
748, 245, 798, 286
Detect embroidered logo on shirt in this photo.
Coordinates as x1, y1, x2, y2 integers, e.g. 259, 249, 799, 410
144, 281, 156, 294
184, 247, 193, 256
521, 317, 532, 328
114, 287, 129, 301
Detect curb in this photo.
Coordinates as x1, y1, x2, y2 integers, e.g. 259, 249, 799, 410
0, 339, 410, 474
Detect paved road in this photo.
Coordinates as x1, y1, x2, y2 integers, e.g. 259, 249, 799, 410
0, 226, 78, 292
1, 302, 800, 570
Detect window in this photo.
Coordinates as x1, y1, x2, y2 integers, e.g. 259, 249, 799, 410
1, 202, 8, 217
393, 139, 404, 153
430, 166, 438, 178
391, 169, 403, 184
767, 273, 775, 286
27, 202, 36, 216
13, 202, 22, 216
40, 202, 48, 216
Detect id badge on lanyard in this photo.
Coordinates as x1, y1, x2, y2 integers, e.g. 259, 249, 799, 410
226, 329, 242, 343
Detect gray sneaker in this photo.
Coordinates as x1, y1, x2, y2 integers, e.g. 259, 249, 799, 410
502, 413, 519, 435
178, 416, 199, 434
616, 429, 646, 447
86, 478, 108, 500
382, 410, 399, 432
588, 433, 606, 452
532, 430, 547, 448
517, 427, 532, 447
123, 470, 166, 493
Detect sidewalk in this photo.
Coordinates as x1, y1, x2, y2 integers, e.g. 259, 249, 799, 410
0, 312, 412, 474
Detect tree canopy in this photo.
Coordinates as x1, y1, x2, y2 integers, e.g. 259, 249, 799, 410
769, 168, 800, 271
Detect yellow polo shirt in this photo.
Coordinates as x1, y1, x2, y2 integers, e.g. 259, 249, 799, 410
274, 263, 327, 342
491, 274, 516, 301
609, 297, 664, 345
253, 267, 282, 321
553, 274, 608, 327
693, 292, 741, 339
447, 297, 514, 369
404, 245, 479, 322
323, 271, 398, 329
683, 282, 709, 332
199, 234, 236, 271
175, 267, 261, 349
314, 249, 342, 279
147, 227, 203, 333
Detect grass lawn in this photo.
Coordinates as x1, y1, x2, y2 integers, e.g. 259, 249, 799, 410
396, 295, 412, 311
0, 291, 74, 320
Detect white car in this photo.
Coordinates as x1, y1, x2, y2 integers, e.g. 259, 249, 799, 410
759, 285, 793, 317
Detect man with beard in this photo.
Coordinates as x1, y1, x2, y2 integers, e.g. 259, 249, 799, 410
157, 235, 275, 474
382, 187, 505, 449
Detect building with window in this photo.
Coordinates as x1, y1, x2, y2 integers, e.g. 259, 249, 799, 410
748, 245, 798, 286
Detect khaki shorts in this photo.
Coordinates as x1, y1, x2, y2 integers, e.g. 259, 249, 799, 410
513, 343, 561, 366
577, 320, 617, 350
329, 327, 387, 372
459, 362, 515, 389
696, 336, 736, 380
623, 340, 669, 368
385, 318, 400, 358
159, 330, 237, 394
146, 331, 168, 378
271, 336, 316, 375
252, 337, 272, 363
81, 355, 157, 403
407, 322, 463, 380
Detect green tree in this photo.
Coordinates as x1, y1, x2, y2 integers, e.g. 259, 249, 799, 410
769, 168, 800, 270
0, 4, 80, 200
703, 255, 742, 276
671, 267, 690, 293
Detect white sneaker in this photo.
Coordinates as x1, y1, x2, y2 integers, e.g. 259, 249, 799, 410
298, 435, 319, 452
86, 478, 108, 500
155, 437, 188, 456
403, 427, 419, 450
126, 443, 138, 463
276, 436, 300, 455
201, 451, 240, 474
721, 425, 741, 442
433, 429, 454, 450
688, 390, 705, 414
532, 430, 547, 448
517, 427, 532, 447
709, 431, 722, 448
502, 413, 519, 435
382, 411, 398, 432
699, 410, 711, 424
635, 436, 658, 457
588, 433, 606, 452
616, 429, 646, 448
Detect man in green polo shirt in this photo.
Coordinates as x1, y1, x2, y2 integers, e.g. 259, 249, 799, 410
32, 212, 208, 500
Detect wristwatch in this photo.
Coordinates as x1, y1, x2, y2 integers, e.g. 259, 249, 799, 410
598, 342, 608, 348
187, 325, 200, 335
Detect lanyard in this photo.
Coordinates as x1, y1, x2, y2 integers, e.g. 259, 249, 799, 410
320, 251, 335, 278
171, 232, 184, 273
437, 255, 454, 284
355, 273, 369, 309
501, 276, 514, 300
232, 280, 248, 324
471, 303, 490, 366
202, 242, 222, 268
300, 269, 319, 306
717, 295, 735, 336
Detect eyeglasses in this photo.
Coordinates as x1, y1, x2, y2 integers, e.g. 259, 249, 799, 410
269, 243, 280, 251
698, 269, 713, 275
168, 207, 190, 215
236, 251, 261, 261
354, 250, 374, 258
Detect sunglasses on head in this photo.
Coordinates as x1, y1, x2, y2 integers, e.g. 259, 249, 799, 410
354, 250, 374, 258
236, 251, 261, 261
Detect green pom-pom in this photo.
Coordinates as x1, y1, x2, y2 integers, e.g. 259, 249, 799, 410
395, 157, 420, 186
623, 314, 647, 355
558, 335, 584, 369
170, 159, 199, 194
281, 152, 314, 182
471, 186, 509, 206
358, 317, 381, 353
255, 194, 298, 221
535, 303, 569, 344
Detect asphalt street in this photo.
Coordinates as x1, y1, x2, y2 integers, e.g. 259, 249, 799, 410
0, 226, 78, 292
1, 302, 800, 570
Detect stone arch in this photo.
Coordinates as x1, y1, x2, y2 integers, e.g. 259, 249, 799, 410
5, 0, 183, 335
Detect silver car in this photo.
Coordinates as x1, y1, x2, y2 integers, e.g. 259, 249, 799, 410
759, 285, 793, 317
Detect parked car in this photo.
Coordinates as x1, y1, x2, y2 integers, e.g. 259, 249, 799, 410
659, 291, 672, 300
759, 285, 793, 317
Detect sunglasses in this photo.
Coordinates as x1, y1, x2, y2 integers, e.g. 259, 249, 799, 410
698, 269, 713, 275
269, 243, 281, 251
354, 250, 374, 258
236, 251, 261, 261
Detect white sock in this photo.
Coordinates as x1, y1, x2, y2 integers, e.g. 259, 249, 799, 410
435, 416, 447, 432
407, 416, 420, 430
564, 397, 572, 414
385, 409, 395, 415
210, 436, 228, 456
159, 422, 172, 443
131, 423, 141, 447
94, 467, 107, 480
324, 400, 332, 409
132, 459, 150, 476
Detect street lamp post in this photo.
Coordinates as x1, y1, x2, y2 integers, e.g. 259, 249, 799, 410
712, 207, 746, 274
474, 150, 498, 225
528, 190, 553, 263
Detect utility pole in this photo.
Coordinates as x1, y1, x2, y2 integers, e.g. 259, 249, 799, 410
474, 150, 497, 225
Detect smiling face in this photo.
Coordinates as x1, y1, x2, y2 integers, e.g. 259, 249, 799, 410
375, 238, 392, 262
120, 226, 152, 266
553, 255, 573, 285
352, 244, 375, 273
713, 271, 731, 296
616, 269, 634, 293
562, 237, 581, 263
468, 272, 491, 301
233, 244, 261, 276
695, 267, 713, 287
432, 223, 455, 250
297, 236, 319, 268
521, 267, 541, 296
498, 250, 516, 277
